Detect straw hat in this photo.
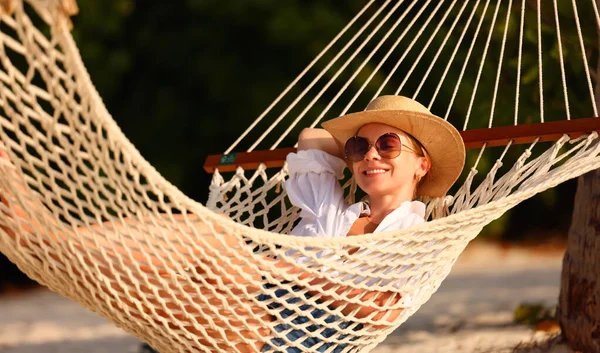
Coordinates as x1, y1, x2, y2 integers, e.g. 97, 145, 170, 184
321, 95, 465, 197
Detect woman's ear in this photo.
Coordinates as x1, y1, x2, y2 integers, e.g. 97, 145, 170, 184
416, 156, 430, 178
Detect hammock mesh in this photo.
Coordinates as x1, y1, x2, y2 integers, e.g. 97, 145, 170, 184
0, 1, 599, 352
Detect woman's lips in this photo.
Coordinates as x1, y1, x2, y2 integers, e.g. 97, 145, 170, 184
362, 168, 389, 176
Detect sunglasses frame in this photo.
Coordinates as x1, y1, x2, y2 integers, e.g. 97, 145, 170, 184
344, 132, 417, 163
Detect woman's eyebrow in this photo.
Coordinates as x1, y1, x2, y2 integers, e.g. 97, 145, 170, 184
357, 133, 406, 141
355, 135, 374, 143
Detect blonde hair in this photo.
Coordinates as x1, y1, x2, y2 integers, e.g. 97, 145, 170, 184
404, 133, 431, 198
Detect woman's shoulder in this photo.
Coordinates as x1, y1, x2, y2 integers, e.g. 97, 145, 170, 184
405, 200, 426, 218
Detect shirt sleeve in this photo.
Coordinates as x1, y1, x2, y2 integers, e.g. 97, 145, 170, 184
285, 149, 349, 238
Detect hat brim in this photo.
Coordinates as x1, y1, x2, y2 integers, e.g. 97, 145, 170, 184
321, 109, 465, 198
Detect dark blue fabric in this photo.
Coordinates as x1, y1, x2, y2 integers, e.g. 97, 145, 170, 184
138, 342, 158, 353
258, 284, 361, 353
137, 284, 362, 353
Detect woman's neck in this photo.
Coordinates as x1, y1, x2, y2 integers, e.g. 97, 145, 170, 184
367, 192, 414, 223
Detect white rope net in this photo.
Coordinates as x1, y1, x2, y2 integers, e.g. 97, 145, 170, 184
0, 1, 599, 352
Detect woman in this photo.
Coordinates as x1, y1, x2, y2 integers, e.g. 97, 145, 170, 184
0, 95, 465, 352
141, 95, 464, 352
252, 95, 464, 352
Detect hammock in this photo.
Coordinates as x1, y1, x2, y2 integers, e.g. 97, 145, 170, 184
0, 0, 599, 352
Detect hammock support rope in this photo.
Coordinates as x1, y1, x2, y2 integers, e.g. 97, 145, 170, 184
0, 1, 599, 353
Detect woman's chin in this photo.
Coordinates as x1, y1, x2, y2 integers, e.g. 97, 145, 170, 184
358, 181, 412, 198
358, 184, 389, 197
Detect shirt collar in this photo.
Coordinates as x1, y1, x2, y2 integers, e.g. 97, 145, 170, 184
358, 200, 425, 216
363, 200, 426, 231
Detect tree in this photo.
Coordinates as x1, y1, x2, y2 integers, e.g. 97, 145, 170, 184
557, 1, 600, 348
558, 168, 600, 352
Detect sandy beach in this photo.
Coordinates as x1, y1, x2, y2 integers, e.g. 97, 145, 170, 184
0, 241, 572, 353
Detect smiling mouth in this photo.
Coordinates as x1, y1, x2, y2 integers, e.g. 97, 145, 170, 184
363, 169, 389, 175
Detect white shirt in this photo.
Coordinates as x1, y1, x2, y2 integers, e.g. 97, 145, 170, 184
284, 149, 429, 295
285, 149, 426, 238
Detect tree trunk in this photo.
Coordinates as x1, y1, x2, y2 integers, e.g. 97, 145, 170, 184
557, 170, 600, 352
557, 4, 600, 348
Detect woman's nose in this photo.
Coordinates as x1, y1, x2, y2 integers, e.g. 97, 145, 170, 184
364, 145, 381, 160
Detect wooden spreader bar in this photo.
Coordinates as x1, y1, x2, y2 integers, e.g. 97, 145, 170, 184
204, 117, 600, 173
204, 147, 297, 174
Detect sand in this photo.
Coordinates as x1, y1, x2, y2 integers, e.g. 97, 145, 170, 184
0, 241, 574, 353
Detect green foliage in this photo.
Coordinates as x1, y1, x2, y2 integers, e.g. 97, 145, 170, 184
68, 0, 593, 240
70, 0, 367, 202
513, 302, 556, 326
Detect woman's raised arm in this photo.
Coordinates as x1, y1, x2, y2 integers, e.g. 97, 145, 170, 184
297, 128, 344, 158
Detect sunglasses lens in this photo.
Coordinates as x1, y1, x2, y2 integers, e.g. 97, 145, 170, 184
375, 134, 402, 159
344, 136, 370, 162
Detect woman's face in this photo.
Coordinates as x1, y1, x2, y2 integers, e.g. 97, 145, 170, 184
350, 123, 429, 198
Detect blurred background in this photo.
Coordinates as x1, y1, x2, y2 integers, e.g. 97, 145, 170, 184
1, 0, 589, 291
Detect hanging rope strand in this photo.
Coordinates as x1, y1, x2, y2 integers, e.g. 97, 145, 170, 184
592, 0, 600, 30
463, 0, 503, 130
552, 0, 571, 120
488, 0, 514, 128
393, 1, 459, 97
443, 0, 492, 121
264, 0, 411, 149
322, 0, 445, 122
570, 0, 598, 117
223, 0, 377, 154
272, 0, 425, 149
342, 0, 453, 116
411, 0, 471, 102
251, 0, 402, 151
308, 0, 434, 129
428, 0, 483, 110
513, 0, 526, 126
537, 0, 545, 123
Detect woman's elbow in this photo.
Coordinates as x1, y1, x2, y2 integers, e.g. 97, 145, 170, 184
297, 128, 320, 150
297, 128, 342, 158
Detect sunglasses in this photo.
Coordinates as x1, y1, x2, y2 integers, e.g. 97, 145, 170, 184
344, 133, 417, 163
